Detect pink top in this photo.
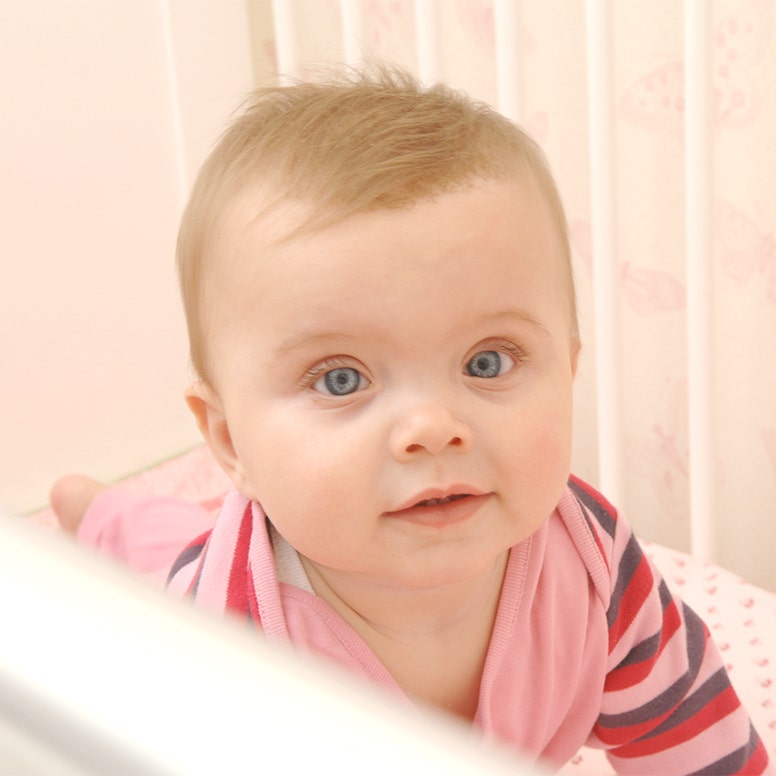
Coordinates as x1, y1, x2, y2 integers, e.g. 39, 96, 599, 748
164, 477, 771, 774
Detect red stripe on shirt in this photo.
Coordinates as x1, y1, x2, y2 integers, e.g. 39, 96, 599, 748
740, 737, 771, 775
608, 552, 654, 652
225, 504, 254, 615
568, 473, 618, 518
611, 684, 741, 758
606, 596, 683, 691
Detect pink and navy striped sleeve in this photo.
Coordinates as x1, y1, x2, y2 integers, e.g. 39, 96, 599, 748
569, 476, 771, 775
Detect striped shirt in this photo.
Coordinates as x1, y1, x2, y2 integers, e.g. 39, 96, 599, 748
168, 477, 771, 774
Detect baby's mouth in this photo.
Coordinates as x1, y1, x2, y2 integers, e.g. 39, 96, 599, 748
414, 494, 468, 508
385, 490, 489, 527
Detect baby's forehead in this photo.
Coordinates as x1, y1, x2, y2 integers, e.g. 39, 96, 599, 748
219, 171, 555, 249
202, 178, 577, 362
215, 178, 563, 285
207, 182, 567, 321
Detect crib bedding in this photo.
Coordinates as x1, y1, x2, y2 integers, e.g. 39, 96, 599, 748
31, 446, 776, 771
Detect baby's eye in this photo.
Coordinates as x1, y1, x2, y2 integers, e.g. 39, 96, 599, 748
465, 350, 515, 379
313, 367, 369, 396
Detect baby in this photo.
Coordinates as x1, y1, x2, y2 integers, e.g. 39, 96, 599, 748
51, 67, 770, 774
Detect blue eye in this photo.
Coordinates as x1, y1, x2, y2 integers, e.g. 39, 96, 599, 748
465, 350, 514, 378
314, 367, 367, 396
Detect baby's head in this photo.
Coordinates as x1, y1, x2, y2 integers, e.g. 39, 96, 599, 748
179, 66, 581, 590
177, 65, 577, 387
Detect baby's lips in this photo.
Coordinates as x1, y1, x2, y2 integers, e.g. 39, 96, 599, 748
388, 485, 486, 514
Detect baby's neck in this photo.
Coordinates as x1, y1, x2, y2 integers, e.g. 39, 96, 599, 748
300, 552, 509, 720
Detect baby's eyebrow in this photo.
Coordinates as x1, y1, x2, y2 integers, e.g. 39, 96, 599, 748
273, 312, 549, 359
273, 332, 355, 358
481, 310, 551, 336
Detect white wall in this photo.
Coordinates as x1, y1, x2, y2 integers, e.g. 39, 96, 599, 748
0, 1, 255, 513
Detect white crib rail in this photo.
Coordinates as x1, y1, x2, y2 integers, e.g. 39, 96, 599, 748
494, 0, 522, 123
413, 0, 441, 86
339, 0, 364, 67
683, 0, 715, 562
0, 513, 526, 775
584, 0, 625, 511
270, 0, 298, 85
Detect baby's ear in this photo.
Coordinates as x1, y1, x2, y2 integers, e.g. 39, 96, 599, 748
184, 382, 250, 494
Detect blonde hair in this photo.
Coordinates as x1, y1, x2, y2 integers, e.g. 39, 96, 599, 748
178, 65, 576, 383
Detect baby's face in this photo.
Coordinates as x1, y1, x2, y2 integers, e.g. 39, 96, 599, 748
205, 179, 579, 592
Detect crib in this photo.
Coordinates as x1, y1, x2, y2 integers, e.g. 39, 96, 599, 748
3, 0, 775, 772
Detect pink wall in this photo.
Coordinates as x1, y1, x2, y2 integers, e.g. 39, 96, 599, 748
0, 1, 254, 513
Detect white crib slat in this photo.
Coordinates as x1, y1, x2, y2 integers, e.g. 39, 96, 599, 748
585, 0, 624, 508
340, 0, 364, 67
414, 0, 440, 85
271, 0, 298, 84
684, 0, 715, 561
493, 0, 521, 122
159, 0, 189, 203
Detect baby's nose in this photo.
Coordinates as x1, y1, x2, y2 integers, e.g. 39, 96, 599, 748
388, 403, 472, 461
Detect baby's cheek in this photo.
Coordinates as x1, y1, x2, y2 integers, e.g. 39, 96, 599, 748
503, 417, 572, 505
262, 444, 356, 518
